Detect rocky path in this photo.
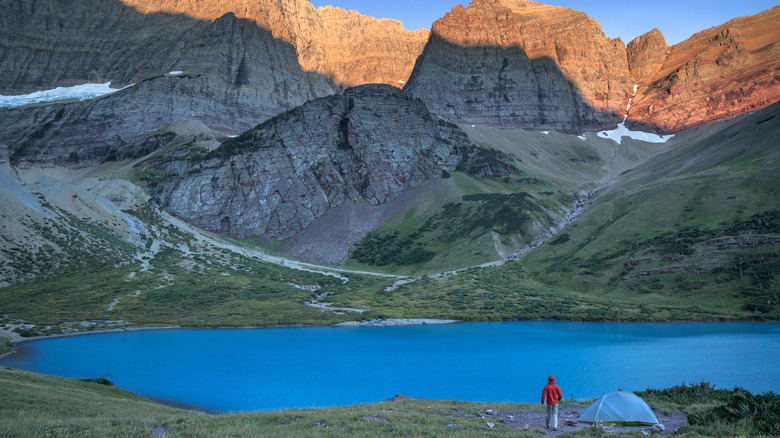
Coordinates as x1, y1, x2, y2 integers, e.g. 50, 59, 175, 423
485, 405, 687, 436
304, 292, 369, 315
159, 211, 403, 282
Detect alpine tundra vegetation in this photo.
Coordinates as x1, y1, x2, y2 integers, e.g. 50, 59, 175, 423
0, 0, 779, 436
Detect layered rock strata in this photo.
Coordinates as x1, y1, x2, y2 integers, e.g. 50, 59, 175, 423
123, 0, 430, 88
0, 10, 333, 167
626, 29, 668, 86
0, 0, 429, 167
627, 6, 780, 132
314, 7, 429, 87
153, 85, 517, 239
0, 0, 428, 93
405, 0, 633, 133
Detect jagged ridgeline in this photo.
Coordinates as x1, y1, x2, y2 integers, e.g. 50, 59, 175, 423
132, 84, 564, 271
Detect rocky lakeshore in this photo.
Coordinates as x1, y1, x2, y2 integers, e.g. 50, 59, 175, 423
335, 318, 458, 327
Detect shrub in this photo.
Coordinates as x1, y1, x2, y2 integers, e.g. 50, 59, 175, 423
549, 233, 570, 245
0, 337, 11, 354
79, 377, 114, 386
637, 382, 730, 406
13, 327, 40, 338
690, 388, 780, 436
351, 231, 434, 266
397, 247, 435, 265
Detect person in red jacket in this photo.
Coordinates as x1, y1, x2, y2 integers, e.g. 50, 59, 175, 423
541, 375, 563, 430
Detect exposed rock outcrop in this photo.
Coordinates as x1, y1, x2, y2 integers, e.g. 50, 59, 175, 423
314, 7, 429, 87
627, 6, 780, 132
627, 29, 668, 85
2, 0, 778, 168
404, 0, 633, 133
0, 0, 429, 167
0, 0, 427, 93
0, 10, 333, 167
152, 85, 517, 239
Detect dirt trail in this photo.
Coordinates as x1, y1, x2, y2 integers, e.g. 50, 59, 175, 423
158, 211, 403, 282
484, 405, 687, 436
304, 292, 369, 314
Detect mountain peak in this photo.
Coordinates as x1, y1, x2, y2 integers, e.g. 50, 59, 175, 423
628, 5, 780, 131
408, 0, 632, 132
627, 28, 668, 85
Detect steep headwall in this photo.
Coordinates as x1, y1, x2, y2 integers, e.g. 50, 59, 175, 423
153, 85, 516, 239
627, 6, 780, 132
405, 0, 633, 133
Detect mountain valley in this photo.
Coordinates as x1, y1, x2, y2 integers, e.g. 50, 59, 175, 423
1, 0, 779, 338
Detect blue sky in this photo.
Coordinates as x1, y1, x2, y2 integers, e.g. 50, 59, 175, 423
310, 1, 778, 45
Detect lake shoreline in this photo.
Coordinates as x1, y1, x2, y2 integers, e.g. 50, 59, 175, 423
0, 318, 462, 359
2, 321, 777, 413
4, 317, 778, 350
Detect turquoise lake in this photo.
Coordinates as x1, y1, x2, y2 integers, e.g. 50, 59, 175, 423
2, 321, 778, 412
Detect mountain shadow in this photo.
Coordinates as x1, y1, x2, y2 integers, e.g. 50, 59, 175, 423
0, 0, 337, 167
145, 84, 521, 241
404, 33, 650, 134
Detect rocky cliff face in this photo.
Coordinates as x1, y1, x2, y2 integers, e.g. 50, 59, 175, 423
0, 0, 427, 93
314, 7, 429, 87
0, 8, 334, 167
405, 1, 780, 134
404, 0, 633, 133
152, 85, 517, 239
626, 29, 668, 86
626, 6, 780, 132
125, 0, 430, 88
0, 0, 429, 167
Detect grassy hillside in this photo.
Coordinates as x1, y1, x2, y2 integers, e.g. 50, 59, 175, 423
1, 105, 778, 336
345, 171, 574, 274
0, 188, 396, 335
0, 367, 545, 437
1, 367, 776, 437
352, 105, 779, 322
517, 104, 780, 319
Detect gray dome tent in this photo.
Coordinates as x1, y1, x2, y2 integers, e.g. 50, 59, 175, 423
579, 391, 659, 426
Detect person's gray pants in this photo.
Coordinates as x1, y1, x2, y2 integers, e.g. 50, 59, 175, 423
546, 403, 558, 429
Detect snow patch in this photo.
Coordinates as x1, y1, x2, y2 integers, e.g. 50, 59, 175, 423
597, 122, 674, 145
596, 83, 674, 145
577, 135, 587, 141
0, 82, 132, 108
541, 131, 550, 135
168, 71, 184, 75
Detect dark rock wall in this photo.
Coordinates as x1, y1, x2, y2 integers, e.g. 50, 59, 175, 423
153, 85, 513, 239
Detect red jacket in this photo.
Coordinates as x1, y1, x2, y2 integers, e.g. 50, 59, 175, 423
541, 376, 563, 405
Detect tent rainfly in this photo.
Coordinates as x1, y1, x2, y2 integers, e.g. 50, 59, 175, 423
578, 391, 659, 426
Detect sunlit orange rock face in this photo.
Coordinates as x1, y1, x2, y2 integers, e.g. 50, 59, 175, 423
627, 6, 780, 132
121, 0, 428, 87
315, 7, 429, 87
405, 0, 634, 132
3, 0, 778, 135
627, 29, 668, 86
406, 0, 780, 133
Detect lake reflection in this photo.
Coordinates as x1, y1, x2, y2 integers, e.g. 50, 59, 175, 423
2, 321, 778, 412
